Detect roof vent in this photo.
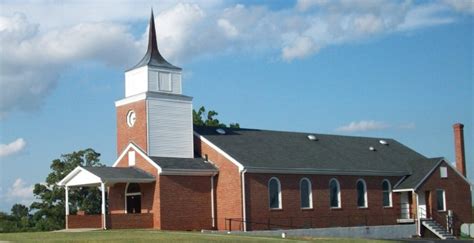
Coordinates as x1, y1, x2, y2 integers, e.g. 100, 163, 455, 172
307, 134, 318, 141
216, 128, 226, 135
369, 146, 376, 151
379, 140, 388, 145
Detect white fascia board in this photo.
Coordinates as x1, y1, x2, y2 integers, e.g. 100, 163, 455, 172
115, 93, 147, 107
59, 167, 102, 187
57, 166, 83, 186
194, 131, 244, 172
160, 169, 218, 176
112, 142, 162, 173
245, 167, 408, 176
442, 158, 473, 186
393, 188, 415, 192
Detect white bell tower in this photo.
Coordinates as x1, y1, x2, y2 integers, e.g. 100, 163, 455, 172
116, 10, 193, 159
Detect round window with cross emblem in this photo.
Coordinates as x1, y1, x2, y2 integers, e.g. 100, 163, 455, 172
126, 110, 136, 127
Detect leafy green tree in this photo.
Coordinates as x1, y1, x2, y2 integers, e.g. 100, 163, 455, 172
30, 148, 104, 231
193, 106, 240, 128
11, 204, 29, 219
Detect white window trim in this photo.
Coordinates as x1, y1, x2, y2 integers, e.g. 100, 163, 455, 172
329, 178, 341, 209
436, 189, 446, 212
124, 182, 142, 214
300, 177, 313, 209
128, 151, 136, 166
268, 177, 282, 210
356, 178, 368, 208
382, 179, 393, 208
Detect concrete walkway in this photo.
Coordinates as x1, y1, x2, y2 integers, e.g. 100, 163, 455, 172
53, 228, 101, 233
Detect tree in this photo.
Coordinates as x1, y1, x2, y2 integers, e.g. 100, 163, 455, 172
193, 106, 240, 128
11, 204, 29, 220
30, 148, 104, 231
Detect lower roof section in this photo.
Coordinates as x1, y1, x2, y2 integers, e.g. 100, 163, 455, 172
58, 166, 155, 187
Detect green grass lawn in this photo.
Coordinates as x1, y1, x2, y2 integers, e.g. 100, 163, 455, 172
0, 229, 399, 243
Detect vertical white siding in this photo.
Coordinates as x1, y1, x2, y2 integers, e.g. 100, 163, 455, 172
125, 67, 148, 97
147, 97, 193, 158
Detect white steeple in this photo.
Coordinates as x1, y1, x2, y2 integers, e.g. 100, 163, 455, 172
124, 9, 183, 97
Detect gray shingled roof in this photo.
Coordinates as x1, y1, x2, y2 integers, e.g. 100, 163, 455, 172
83, 166, 155, 182
394, 157, 443, 190
150, 156, 217, 171
194, 126, 430, 177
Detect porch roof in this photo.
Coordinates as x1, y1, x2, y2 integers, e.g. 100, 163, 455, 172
58, 166, 155, 187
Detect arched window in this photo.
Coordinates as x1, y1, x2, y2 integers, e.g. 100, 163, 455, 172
268, 177, 282, 209
125, 183, 141, 214
356, 179, 368, 208
300, 178, 313, 209
329, 178, 341, 208
382, 180, 392, 207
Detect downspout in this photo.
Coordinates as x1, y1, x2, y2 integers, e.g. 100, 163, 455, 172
241, 169, 247, 232
415, 191, 420, 236
211, 174, 216, 228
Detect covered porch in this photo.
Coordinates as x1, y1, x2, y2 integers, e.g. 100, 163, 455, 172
58, 166, 155, 230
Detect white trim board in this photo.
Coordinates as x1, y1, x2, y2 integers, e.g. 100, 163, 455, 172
112, 142, 162, 173
194, 131, 245, 172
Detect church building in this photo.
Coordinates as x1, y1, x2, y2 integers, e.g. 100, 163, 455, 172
58, 11, 471, 239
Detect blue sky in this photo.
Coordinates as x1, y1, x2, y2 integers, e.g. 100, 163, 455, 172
0, 0, 472, 211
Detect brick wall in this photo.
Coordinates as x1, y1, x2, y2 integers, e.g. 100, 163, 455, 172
116, 100, 147, 156
159, 175, 213, 230
68, 215, 102, 229
245, 174, 402, 230
106, 213, 153, 229
417, 161, 472, 236
194, 136, 243, 230
110, 146, 161, 228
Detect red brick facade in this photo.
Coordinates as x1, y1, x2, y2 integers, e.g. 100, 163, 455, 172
116, 100, 147, 156
194, 136, 243, 231
159, 175, 213, 230
68, 215, 102, 229
417, 161, 471, 236
245, 174, 402, 230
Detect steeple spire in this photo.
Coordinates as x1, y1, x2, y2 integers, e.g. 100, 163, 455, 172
130, 9, 181, 71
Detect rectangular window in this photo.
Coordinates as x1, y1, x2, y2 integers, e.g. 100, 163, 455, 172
440, 167, 448, 178
128, 151, 135, 166
436, 189, 446, 211
159, 72, 172, 91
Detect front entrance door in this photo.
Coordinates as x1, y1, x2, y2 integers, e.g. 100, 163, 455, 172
126, 195, 141, 214
425, 191, 432, 218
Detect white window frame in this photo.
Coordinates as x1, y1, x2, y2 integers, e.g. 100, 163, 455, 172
356, 179, 368, 208
268, 177, 282, 209
382, 179, 392, 208
329, 178, 341, 209
124, 182, 142, 214
436, 189, 446, 212
299, 177, 313, 209
440, 166, 448, 178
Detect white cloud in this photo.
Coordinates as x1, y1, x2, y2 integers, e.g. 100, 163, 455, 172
282, 36, 319, 61
0, 1, 467, 116
442, 0, 474, 14
0, 138, 26, 157
0, 13, 142, 116
217, 18, 239, 38
336, 120, 390, 132
3, 178, 34, 205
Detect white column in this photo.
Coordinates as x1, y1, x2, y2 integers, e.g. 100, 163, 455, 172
65, 186, 69, 230
101, 183, 106, 230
